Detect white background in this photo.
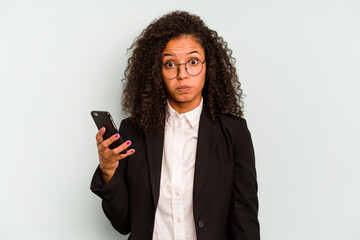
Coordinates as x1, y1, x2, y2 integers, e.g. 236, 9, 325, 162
1, 0, 359, 239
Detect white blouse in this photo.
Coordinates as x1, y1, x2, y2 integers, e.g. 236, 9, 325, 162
152, 98, 203, 240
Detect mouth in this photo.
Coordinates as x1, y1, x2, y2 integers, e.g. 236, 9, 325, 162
177, 85, 191, 91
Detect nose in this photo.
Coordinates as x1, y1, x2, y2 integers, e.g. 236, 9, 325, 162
177, 63, 188, 80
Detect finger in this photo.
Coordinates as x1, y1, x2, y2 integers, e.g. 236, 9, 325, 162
95, 127, 106, 145
113, 148, 135, 161
112, 140, 132, 155
99, 133, 121, 151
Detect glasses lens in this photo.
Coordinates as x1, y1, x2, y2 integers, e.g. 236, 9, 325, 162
186, 59, 203, 76
162, 63, 177, 79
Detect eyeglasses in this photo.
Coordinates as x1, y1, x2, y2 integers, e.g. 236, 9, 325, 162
162, 59, 206, 79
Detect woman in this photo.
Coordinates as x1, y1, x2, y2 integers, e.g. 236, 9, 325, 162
91, 11, 260, 240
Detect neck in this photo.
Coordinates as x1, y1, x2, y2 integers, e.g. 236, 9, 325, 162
168, 97, 202, 114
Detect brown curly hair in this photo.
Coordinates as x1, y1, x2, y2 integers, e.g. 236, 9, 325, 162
122, 11, 244, 134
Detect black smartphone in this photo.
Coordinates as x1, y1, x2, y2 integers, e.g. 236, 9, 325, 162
91, 111, 127, 153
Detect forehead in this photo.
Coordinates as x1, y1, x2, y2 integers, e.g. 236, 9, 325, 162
162, 35, 204, 56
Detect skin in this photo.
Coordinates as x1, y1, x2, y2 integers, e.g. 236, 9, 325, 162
96, 35, 206, 184
162, 35, 206, 114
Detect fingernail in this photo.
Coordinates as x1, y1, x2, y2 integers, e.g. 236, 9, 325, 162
114, 134, 119, 139
130, 149, 135, 153
126, 140, 131, 146
101, 127, 105, 131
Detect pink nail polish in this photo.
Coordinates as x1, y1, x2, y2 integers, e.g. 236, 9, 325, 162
101, 127, 105, 131
114, 134, 119, 139
126, 140, 131, 145
130, 149, 135, 153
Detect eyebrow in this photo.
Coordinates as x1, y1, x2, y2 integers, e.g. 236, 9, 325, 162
163, 50, 200, 57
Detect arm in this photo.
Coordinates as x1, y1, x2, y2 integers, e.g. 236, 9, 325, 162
90, 120, 134, 235
90, 160, 131, 234
229, 118, 260, 240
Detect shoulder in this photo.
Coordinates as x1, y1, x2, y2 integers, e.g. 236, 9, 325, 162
119, 117, 143, 139
217, 113, 251, 148
120, 117, 133, 128
119, 117, 132, 131
218, 113, 247, 131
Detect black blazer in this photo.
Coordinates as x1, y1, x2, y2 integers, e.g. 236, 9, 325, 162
91, 107, 260, 240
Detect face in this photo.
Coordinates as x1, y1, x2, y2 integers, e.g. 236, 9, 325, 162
162, 35, 206, 113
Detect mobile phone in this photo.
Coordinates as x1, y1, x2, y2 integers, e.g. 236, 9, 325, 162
91, 111, 127, 153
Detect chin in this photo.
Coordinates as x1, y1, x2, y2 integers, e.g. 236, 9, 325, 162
174, 96, 193, 103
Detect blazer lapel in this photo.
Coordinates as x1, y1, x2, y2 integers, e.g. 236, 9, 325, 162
145, 132, 164, 209
193, 108, 221, 203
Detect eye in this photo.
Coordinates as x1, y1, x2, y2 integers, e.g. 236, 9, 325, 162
164, 61, 176, 68
189, 59, 199, 66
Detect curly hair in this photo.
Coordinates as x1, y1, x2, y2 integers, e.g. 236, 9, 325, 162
122, 11, 244, 135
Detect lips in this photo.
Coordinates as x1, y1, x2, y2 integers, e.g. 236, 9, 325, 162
177, 85, 191, 91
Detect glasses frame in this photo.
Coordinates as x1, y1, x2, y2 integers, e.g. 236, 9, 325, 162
162, 59, 206, 80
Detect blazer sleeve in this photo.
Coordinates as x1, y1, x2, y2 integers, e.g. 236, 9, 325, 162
229, 118, 260, 240
90, 120, 131, 235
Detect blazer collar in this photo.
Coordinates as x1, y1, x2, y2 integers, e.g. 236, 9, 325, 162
193, 107, 221, 202
145, 131, 164, 209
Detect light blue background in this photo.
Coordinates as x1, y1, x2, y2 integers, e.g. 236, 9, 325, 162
1, 0, 359, 239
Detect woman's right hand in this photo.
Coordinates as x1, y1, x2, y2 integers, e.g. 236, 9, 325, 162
96, 127, 135, 184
